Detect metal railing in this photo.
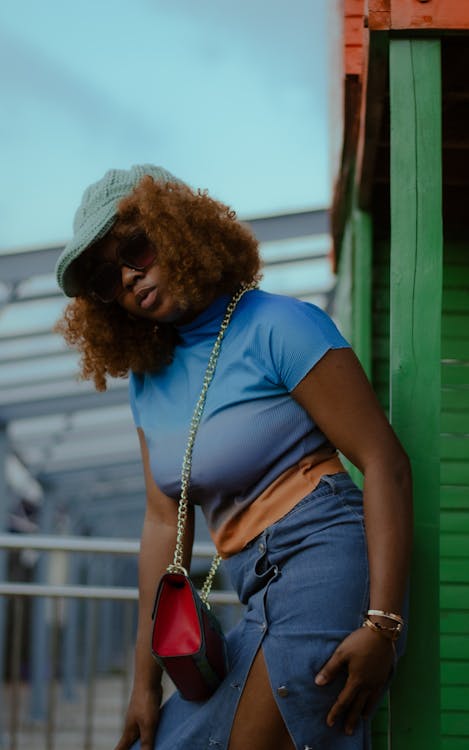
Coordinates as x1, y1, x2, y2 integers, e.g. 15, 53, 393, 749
0, 534, 240, 750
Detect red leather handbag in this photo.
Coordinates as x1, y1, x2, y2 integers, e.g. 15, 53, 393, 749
151, 571, 228, 701
150, 285, 255, 701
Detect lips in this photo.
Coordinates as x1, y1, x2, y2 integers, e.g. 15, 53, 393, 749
136, 286, 158, 309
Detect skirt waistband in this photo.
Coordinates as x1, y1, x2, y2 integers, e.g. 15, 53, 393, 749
211, 453, 346, 558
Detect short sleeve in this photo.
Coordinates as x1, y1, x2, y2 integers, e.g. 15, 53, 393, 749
128, 371, 144, 427
266, 298, 350, 391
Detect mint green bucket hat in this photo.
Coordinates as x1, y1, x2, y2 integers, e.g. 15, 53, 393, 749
55, 164, 182, 297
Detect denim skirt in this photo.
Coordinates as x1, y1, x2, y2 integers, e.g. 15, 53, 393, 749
139, 473, 382, 750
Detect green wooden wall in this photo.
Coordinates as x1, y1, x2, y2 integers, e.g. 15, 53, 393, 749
332, 34, 469, 750
335, 233, 469, 750
440, 241, 469, 750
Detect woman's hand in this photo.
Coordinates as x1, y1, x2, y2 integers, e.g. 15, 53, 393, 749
114, 684, 162, 750
315, 626, 395, 736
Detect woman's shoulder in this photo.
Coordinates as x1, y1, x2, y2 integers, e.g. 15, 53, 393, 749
239, 289, 335, 329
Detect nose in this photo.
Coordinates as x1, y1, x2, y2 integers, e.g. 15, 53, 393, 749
121, 264, 142, 290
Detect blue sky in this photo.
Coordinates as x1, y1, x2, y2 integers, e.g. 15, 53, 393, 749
0, 0, 331, 251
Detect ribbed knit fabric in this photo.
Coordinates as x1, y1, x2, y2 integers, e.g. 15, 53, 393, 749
129, 290, 350, 546
55, 164, 182, 296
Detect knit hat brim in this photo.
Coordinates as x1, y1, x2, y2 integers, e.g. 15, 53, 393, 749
55, 164, 182, 297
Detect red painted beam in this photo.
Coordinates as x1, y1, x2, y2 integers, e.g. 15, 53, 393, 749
370, 0, 469, 31
344, 0, 366, 75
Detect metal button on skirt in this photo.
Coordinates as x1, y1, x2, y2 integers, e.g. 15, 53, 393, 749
134, 473, 400, 750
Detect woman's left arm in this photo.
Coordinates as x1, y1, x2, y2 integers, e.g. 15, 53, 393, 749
292, 347, 413, 736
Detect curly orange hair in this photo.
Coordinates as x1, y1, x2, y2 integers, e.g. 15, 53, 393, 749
55, 177, 262, 391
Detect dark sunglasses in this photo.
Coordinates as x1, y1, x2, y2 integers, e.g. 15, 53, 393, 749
87, 233, 156, 303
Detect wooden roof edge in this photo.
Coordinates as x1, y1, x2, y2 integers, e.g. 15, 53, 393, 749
369, 0, 469, 32
344, 0, 366, 75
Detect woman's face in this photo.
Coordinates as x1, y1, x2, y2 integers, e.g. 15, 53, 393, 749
83, 232, 192, 324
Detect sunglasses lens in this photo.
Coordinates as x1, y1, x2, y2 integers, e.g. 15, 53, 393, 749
119, 234, 155, 269
89, 264, 121, 303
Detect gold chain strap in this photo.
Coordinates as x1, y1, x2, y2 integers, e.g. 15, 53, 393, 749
166, 282, 257, 604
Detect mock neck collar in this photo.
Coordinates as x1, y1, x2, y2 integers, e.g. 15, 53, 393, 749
175, 294, 231, 345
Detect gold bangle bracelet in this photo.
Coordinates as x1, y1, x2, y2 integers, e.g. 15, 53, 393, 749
362, 618, 401, 642
367, 609, 404, 626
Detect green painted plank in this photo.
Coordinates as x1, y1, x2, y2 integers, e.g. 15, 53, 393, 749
441, 412, 469, 432
441, 535, 469, 557
441, 589, 469, 611
442, 739, 469, 750
389, 38, 442, 747
441, 713, 469, 735
441, 637, 469, 661
441, 586, 469, 611
441, 486, 469, 509
442, 291, 469, 313
442, 365, 469, 386
441, 560, 469, 583
441, 463, 469, 485
442, 340, 469, 359
441, 388, 469, 410
440, 611, 469, 634
441, 437, 469, 461
441, 314, 469, 337
442, 686, 469, 710
444, 270, 469, 288
440, 512, 469, 534
442, 267, 469, 285
441, 661, 469, 684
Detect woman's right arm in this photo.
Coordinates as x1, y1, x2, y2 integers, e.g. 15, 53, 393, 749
114, 427, 194, 750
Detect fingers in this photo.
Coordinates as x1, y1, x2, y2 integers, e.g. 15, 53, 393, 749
325, 679, 373, 736
325, 679, 359, 728
315, 627, 395, 734
114, 719, 157, 750
314, 646, 346, 686
113, 726, 139, 750
139, 724, 158, 750
343, 689, 371, 736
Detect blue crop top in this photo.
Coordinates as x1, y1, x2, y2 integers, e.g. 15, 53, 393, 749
129, 289, 350, 537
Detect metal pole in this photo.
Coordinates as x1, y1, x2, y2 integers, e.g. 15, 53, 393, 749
83, 599, 98, 750
61, 553, 79, 701
45, 598, 60, 750
0, 424, 11, 749
29, 499, 54, 721
8, 597, 24, 750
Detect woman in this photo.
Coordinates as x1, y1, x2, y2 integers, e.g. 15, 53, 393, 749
55, 164, 412, 750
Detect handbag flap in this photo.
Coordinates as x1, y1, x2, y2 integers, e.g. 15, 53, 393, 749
152, 573, 202, 657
